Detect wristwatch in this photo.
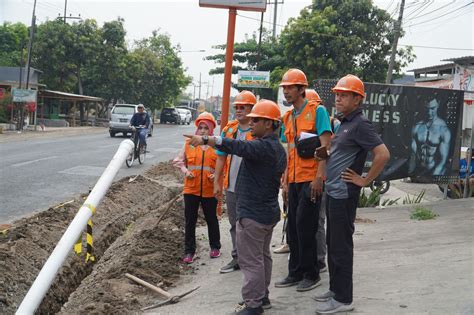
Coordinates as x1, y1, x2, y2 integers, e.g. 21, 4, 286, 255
203, 135, 209, 145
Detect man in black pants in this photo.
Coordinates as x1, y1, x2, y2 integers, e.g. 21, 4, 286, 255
314, 74, 389, 314
185, 100, 286, 315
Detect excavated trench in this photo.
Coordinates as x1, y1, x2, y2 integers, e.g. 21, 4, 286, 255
0, 162, 200, 314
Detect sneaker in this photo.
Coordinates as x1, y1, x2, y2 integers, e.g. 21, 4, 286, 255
220, 258, 240, 273
274, 276, 301, 288
273, 243, 290, 254
182, 253, 194, 264
237, 297, 271, 311
210, 248, 221, 258
313, 290, 335, 302
261, 296, 271, 310
296, 277, 321, 292
235, 304, 263, 315
315, 297, 354, 314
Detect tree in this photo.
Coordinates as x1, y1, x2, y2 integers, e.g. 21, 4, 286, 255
0, 22, 29, 67
206, 29, 285, 99
132, 31, 191, 111
280, 0, 414, 83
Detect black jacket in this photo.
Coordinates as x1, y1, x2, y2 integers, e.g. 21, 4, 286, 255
216, 133, 287, 225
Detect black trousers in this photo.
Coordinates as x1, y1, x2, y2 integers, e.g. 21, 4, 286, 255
184, 194, 221, 255
287, 182, 321, 281
326, 194, 358, 304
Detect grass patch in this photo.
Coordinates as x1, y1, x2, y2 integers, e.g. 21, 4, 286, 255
403, 189, 426, 204
410, 206, 438, 220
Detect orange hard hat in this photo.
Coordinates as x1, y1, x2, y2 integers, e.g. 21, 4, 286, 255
195, 111, 217, 128
233, 90, 257, 106
280, 68, 308, 87
332, 74, 365, 97
246, 99, 281, 121
306, 89, 322, 104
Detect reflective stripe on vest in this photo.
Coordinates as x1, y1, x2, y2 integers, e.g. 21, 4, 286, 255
188, 165, 215, 172
221, 120, 254, 189
184, 141, 217, 198
283, 100, 320, 183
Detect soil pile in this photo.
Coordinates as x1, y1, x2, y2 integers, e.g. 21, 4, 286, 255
0, 161, 196, 314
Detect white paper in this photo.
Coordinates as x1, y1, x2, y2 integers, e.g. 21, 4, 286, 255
299, 132, 317, 140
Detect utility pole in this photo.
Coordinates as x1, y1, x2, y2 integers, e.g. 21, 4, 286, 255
25, 0, 37, 89
257, 12, 264, 69
198, 72, 202, 101
270, 0, 284, 39
64, 0, 68, 23
386, 0, 405, 84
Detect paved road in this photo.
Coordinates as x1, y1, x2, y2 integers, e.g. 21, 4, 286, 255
0, 124, 195, 223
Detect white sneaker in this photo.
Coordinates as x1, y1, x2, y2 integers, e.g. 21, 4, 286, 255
313, 290, 335, 302
315, 297, 354, 314
273, 243, 290, 254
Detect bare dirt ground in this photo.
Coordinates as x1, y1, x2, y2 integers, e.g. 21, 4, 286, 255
0, 161, 203, 314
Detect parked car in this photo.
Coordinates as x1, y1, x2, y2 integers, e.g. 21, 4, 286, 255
160, 107, 181, 124
176, 108, 192, 125
109, 104, 154, 137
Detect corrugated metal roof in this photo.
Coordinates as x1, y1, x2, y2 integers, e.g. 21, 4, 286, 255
441, 56, 474, 64
40, 89, 103, 102
407, 63, 454, 73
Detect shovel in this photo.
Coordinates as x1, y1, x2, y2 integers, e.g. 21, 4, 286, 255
125, 273, 199, 310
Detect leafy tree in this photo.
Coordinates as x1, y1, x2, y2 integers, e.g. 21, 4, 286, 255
32, 19, 76, 91
280, 0, 414, 83
206, 29, 285, 99
0, 22, 29, 67
82, 18, 130, 108
132, 31, 191, 111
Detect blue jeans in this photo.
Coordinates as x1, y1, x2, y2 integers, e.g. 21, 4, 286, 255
138, 128, 148, 146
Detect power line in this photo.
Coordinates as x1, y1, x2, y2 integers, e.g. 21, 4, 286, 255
406, 6, 473, 32
399, 44, 474, 50
404, 0, 456, 21
404, 2, 473, 27
237, 12, 473, 51
404, 0, 433, 19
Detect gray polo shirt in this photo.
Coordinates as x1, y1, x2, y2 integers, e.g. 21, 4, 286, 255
326, 108, 383, 199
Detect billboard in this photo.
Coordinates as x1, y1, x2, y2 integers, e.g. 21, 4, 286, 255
237, 70, 270, 88
315, 79, 464, 184
199, 0, 266, 12
12, 88, 37, 103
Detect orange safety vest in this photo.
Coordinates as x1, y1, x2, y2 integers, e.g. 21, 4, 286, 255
283, 100, 322, 183
183, 140, 217, 198
221, 120, 254, 189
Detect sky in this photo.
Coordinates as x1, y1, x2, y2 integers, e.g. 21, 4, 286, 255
1, 0, 473, 99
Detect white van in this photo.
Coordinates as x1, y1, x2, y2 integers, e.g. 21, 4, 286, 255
109, 104, 154, 137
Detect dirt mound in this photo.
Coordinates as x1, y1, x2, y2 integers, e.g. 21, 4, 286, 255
0, 161, 199, 314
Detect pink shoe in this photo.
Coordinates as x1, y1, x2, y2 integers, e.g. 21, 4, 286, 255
183, 254, 194, 264
210, 248, 221, 258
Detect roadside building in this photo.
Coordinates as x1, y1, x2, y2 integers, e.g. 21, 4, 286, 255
0, 66, 103, 129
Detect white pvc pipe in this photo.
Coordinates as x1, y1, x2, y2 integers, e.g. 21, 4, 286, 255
16, 139, 134, 315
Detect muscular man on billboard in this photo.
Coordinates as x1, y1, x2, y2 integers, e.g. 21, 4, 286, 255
409, 98, 451, 176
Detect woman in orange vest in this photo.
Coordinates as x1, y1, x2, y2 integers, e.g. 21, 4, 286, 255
173, 112, 221, 264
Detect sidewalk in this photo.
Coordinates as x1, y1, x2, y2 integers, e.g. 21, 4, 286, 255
0, 126, 106, 143
148, 198, 473, 315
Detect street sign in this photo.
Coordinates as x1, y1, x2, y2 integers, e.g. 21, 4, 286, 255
237, 70, 270, 88
12, 88, 37, 103
199, 0, 266, 12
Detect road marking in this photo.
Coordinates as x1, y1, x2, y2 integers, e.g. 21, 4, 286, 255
59, 165, 105, 176
12, 156, 59, 167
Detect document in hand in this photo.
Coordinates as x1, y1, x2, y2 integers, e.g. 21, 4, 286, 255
299, 132, 318, 140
